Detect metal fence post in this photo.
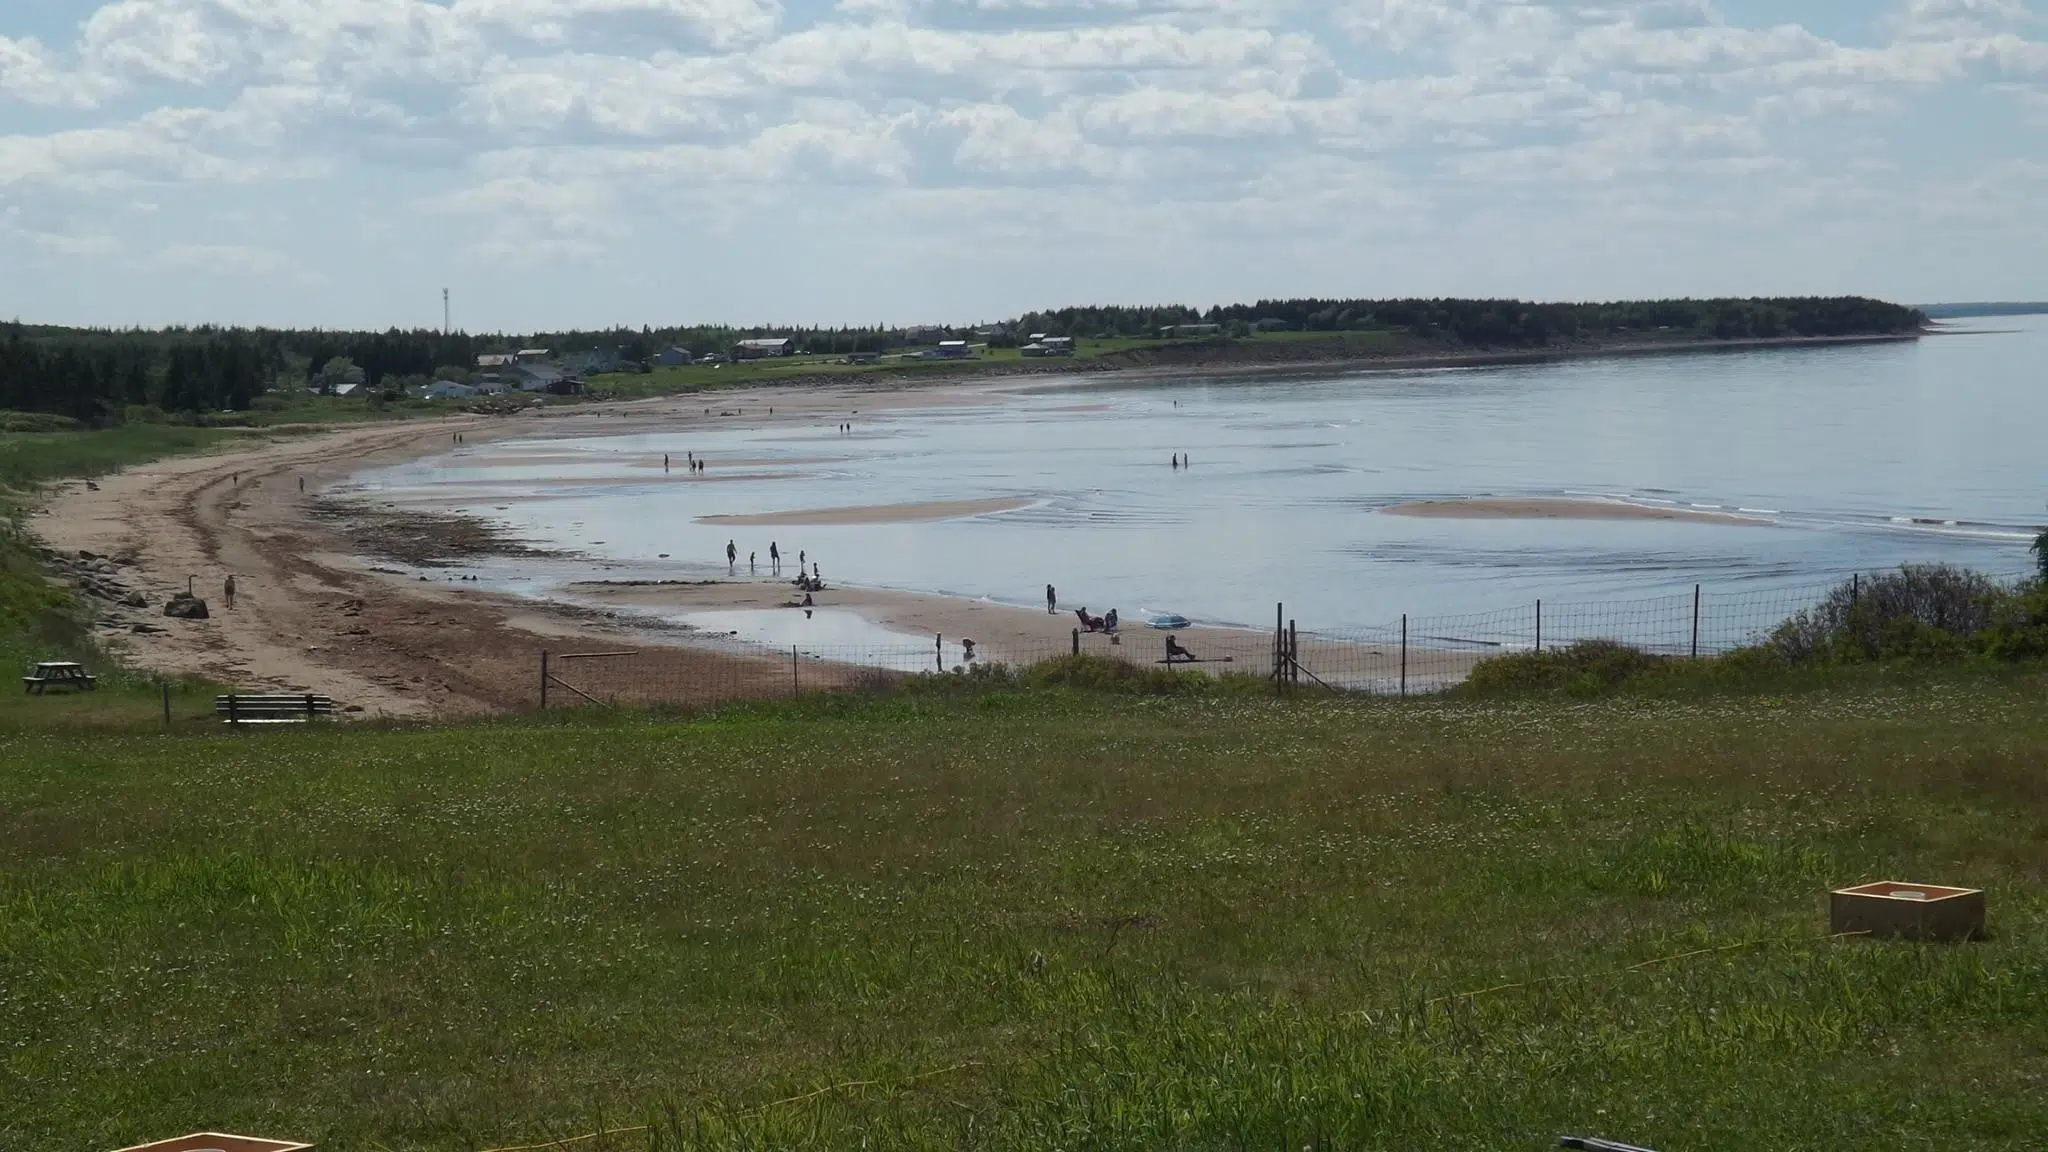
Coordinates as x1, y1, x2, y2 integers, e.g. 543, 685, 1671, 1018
1691, 585, 1701, 659
161, 679, 171, 729
1400, 614, 1408, 698
1535, 599, 1542, 653
1274, 602, 1284, 692
936, 633, 943, 672
540, 650, 549, 709
1288, 620, 1298, 685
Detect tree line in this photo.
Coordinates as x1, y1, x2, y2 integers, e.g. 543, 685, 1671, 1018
1, 297, 1925, 426
1015, 296, 1926, 344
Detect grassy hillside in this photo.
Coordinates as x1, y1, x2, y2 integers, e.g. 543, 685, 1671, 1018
4, 676, 2044, 1150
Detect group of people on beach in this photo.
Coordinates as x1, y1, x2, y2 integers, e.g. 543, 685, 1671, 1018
1051, 583, 1204, 663
664, 453, 706, 473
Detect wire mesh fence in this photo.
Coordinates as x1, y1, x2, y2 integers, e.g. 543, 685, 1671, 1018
535, 566, 2040, 710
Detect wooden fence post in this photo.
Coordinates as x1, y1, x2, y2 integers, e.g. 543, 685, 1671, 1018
540, 650, 550, 709
792, 646, 799, 698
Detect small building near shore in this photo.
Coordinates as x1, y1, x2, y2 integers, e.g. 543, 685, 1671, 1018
735, 338, 793, 359
657, 347, 694, 367
1160, 323, 1222, 338
926, 340, 973, 360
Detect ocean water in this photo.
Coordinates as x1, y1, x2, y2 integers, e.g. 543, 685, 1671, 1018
353, 317, 2046, 635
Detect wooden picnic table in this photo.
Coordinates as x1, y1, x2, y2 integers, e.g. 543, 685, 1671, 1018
23, 661, 97, 694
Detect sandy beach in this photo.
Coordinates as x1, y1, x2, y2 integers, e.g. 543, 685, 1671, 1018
31, 380, 1000, 717
40, 376, 1469, 717
1385, 497, 1774, 526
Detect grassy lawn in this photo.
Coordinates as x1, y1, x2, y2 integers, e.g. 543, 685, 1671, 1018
4, 676, 2044, 1150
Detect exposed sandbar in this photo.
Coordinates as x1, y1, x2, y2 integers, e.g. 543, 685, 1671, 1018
699, 497, 1036, 526
1385, 498, 1773, 526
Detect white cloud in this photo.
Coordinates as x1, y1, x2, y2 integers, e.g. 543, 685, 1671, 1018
1, 0, 2046, 323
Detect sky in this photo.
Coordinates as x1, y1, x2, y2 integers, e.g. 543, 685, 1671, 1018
1, 0, 2044, 331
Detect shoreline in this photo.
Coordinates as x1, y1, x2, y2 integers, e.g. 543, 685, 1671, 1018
33, 331, 1920, 713
616, 331, 1924, 399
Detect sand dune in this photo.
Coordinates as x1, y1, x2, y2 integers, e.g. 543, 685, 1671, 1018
1385, 497, 1773, 526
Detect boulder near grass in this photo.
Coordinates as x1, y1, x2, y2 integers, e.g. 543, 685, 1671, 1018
162, 592, 209, 620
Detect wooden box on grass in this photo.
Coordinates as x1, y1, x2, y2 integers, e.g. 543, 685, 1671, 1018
111, 1134, 311, 1152
1830, 881, 1984, 942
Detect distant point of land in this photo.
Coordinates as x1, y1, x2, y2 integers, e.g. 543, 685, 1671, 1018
1918, 302, 2048, 319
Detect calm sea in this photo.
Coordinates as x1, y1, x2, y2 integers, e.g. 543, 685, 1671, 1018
355, 316, 2046, 634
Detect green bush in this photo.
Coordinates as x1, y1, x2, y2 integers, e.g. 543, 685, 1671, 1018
1978, 582, 2048, 662
1462, 639, 1666, 696
1767, 565, 2007, 663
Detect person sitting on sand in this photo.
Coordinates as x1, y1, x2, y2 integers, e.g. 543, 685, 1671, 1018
1074, 607, 1104, 632
1103, 608, 1119, 633
1165, 634, 1197, 663
961, 638, 976, 661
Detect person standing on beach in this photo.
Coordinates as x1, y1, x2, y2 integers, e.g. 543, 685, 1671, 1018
664, 454, 670, 473
726, 540, 737, 572
1046, 584, 1057, 614
750, 551, 757, 573
223, 574, 237, 610
769, 542, 780, 572
1171, 453, 1178, 469
799, 549, 806, 572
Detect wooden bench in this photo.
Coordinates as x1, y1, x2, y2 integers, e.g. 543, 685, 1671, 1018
23, 661, 97, 694
215, 694, 336, 725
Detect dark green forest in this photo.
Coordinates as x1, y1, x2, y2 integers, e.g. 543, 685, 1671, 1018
1, 296, 1925, 426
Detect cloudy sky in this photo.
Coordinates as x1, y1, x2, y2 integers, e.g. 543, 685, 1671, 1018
1, 0, 2043, 331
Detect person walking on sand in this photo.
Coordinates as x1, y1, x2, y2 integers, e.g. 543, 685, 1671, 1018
799, 548, 806, 571
1172, 453, 1178, 469
726, 540, 737, 572
223, 574, 237, 610
769, 542, 780, 572
664, 453, 670, 473
1046, 583, 1057, 614
750, 551, 757, 573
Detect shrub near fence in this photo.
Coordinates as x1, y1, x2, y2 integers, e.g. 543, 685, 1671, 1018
532, 566, 2042, 710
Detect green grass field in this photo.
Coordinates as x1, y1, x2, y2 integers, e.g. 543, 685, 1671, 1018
5, 672, 2045, 1151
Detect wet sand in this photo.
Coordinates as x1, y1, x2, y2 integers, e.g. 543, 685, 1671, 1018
699, 497, 1037, 526
570, 577, 1482, 688
1385, 497, 1774, 526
